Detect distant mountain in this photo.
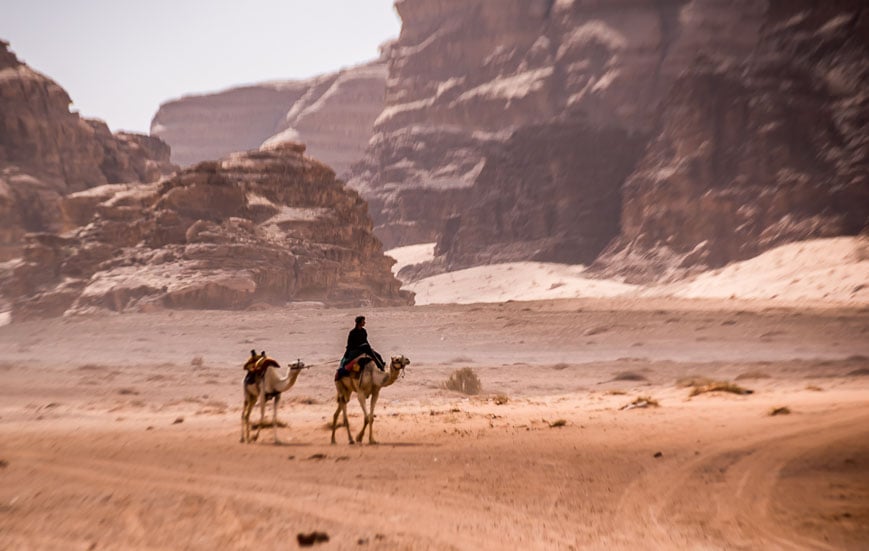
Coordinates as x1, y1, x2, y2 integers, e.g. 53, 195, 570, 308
150, 58, 388, 178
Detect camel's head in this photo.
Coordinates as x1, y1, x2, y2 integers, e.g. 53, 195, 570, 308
290, 359, 306, 370
390, 355, 410, 370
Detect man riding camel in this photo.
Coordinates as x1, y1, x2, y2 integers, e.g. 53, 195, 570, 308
341, 315, 384, 371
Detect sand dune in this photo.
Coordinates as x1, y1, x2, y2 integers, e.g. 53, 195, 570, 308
390, 237, 869, 306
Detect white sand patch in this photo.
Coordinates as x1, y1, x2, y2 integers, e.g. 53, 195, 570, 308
395, 237, 868, 306
406, 262, 639, 305
0, 310, 10, 327
661, 237, 869, 303
386, 243, 436, 275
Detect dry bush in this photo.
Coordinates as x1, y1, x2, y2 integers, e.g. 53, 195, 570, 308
612, 371, 647, 382
735, 370, 770, 381
805, 384, 824, 392
606, 390, 627, 396
620, 396, 659, 410
549, 419, 567, 428
769, 406, 791, 416
444, 367, 482, 395
191, 356, 205, 368
492, 394, 509, 405
676, 376, 714, 388
689, 381, 753, 397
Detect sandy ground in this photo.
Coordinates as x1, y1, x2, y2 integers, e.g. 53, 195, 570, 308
1, 297, 868, 550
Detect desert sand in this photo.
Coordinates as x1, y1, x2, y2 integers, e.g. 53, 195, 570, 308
1, 292, 867, 550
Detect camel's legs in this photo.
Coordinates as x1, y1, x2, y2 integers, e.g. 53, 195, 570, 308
272, 394, 281, 444
367, 388, 381, 444
252, 391, 267, 442
331, 386, 354, 444
241, 395, 253, 443
356, 392, 371, 444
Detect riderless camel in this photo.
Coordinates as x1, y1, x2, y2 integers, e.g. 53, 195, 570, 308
331, 354, 410, 445
240, 357, 306, 444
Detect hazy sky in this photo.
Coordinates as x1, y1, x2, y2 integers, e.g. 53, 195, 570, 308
1, 0, 401, 133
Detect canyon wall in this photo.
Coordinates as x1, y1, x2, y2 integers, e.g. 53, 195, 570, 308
347, 0, 867, 280
0, 40, 176, 262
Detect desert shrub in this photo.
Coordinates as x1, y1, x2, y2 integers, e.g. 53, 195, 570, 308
492, 394, 509, 405
735, 370, 770, 380
689, 381, 753, 397
444, 367, 482, 395
612, 371, 647, 382
769, 406, 791, 416
676, 376, 714, 388
619, 396, 659, 410
191, 356, 205, 368
549, 419, 567, 428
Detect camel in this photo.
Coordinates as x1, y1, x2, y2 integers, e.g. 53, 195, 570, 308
240, 357, 306, 444
331, 354, 410, 445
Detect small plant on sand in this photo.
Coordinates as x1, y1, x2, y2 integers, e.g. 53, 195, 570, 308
769, 406, 791, 416
735, 370, 770, 381
549, 419, 567, 428
676, 376, 713, 388
612, 371, 648, 382
444, 367, 482, 395
619, 396, 659, 410
689, 381, 753, 397
191, 356, 204, 368
492, 394, 509, 405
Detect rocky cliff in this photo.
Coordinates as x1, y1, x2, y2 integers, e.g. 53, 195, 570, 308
7, 142, 413, 321
151, 59, 387, 177
348, 0, 867, 280
0, 40, 176, 261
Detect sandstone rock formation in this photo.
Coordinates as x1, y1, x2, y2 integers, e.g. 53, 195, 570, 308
151, 59, 387, 177
348, 0, 867, 280
0, 40, 176, 262
7, 142, 412, 321
596, 0, 868, 280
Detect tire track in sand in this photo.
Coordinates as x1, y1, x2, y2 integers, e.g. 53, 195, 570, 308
606, 406, 869, 549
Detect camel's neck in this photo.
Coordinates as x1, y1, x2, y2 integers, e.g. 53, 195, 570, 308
377, 365, 403, 388
266, 365, 302, 393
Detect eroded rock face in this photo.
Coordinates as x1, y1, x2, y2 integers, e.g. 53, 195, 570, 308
351, 0, 867, 278
348, 0, 765, 251
151, 60, 387, 177
8, 143, 412, 321
0, 40, 176, 262
596, 0, 869, 280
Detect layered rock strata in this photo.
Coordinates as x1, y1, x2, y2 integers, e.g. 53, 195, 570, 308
0, 40, 176, 261
8, 143, 413, 321
350, 0, 867, 279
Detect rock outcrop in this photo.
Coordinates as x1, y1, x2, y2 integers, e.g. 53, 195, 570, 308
347, 0, 867, 279
596, 0, 869, 280
0, 40, 176, 261
151, 59, 387, 177
7, 142, 412, 321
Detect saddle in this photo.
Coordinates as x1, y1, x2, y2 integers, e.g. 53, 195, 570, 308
335, 355, 375, 381
243, 356, 280, 384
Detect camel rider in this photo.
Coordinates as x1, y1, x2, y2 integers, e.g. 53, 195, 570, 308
341, 315, 384, 370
